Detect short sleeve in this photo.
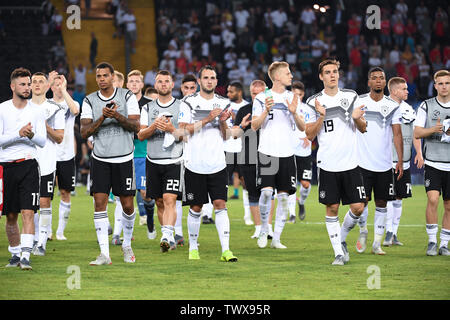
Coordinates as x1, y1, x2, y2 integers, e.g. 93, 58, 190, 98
126, 94, 140, 116
414, 102, 427, 128
252, 94, 265, 117
140, 103, 149, 126
178, 101, 192, 124
54, 109, 66, 130
80, 99, 93, 120
304, 98, 317, 124
391, 106, 403, 125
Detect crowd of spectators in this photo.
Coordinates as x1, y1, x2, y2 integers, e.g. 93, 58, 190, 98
153, 0, 449, 104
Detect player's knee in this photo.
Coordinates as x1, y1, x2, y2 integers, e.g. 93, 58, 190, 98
260, 188, 273, 202
350, 203, 365, 215
301, 180, 310, 189
374, 199, 387, 208
213, 199, 226, 210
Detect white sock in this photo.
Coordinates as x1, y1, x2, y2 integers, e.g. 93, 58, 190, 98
340, 210, 359, 242
386, 201, 394, 233
215, 208, 230, 252
288, 193, 296, 217
358, 205, 369, 232
259, 188, 273, 233
175, 200, 183, 236
273, 193, 289, 241
113, 198, 123, 237
187, 209, 201, 250
253, 224, 261, 236
20, 234, 34, 261
243, 189, 251, 220
325, 216, 343, 257
34, 213, 39, 242
56, 200, 71, 235
373, 207, 387, 247
8, 245, 21, 257
426, 224, 438, 243
121, 211, 136, 248
392, 199, 403, 235
439, 228, 450, 249
161, 225, 174, 240
47, 210, 53, 237
94, 211, 110, 258
299, 185, 311, 205
38, 208, 52, 249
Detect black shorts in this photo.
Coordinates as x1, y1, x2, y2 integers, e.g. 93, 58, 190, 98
256, 153, 297, 195
40, 172, 56, 199
424, 165, 450, 200
318, 167, 366, 205
360, 167, 395, 201
225, 151, 241, 178
393, 168, 412, 199
183, 168, 228, 206
90, 157, 136, 197
295, 155, 313, 182
56, 158, 76, 191
146, 159, 182, 199
239, 164, 260, 204
1, 159, 40, 214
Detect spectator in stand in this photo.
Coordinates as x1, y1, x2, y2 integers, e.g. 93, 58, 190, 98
271, 6, 288, 36
51, 8, 63, 34
89, 32, 98, 72
222, 25, 236, 50
300, 6, 315, 37
401, 45, 414, 64
346, 64, 359, 90
74, 63, 87, 92
368, 51, 382, 68
122, 8, 137, 53
390, 45, 401, 66
234, 4, 249, 35
392, 16, 405, 48
418, 11, 432, 51
434, 7, 448, 43
349, 45, 362, 77
253, 35, 268, 62
159, 52, 175, 73
237, 53, 250, 72
72, 84, 85, 109
144, 66, 157, 87
396, 0, 408, 23
429, 43, 442, 64
415, 1, 429, 26
380, 13, 392, 48
347, 13, 361, 46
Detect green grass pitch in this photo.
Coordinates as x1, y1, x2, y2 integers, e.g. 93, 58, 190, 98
0, 185, 449, 300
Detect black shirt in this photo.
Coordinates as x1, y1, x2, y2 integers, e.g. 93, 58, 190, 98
234, 103, 259, 166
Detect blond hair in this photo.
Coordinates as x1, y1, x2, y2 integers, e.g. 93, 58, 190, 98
114, 70, 124, 82
434, 69, 450, 82
268, 61, 289, 81
127, 69, 143, 81
387, 77, 406, 92
250, 79, 266, 89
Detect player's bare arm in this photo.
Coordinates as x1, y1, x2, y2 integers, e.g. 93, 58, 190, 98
45, 123, 64, 144
392, 123, 404, 180
251, 96, 273, 130
231, 113, 251, 138
352, 105, 367, 133
305, 98, 325, 141
60, 75, 80, 116
80, 116, 105, 139
179, 107, 222, 135
414, 118, 444, 139
413, 137, 424, 169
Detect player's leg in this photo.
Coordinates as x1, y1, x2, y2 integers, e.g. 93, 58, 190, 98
209, 168, 237, 261
5, 213, 21, 267
19, 209, 35, 270
297, 155, 313, 221
34, 173, 55, 255
242, 177, 253, 225
89, 158, 112, 265
134, 157, 147, 225
174, 200, 184, 246
439, 171, 450, 256
424, 165, 441, 256
145, 158, 157, 238
356, 168, 373, 253
241, 164, 261, 238
56, 159, 76, 240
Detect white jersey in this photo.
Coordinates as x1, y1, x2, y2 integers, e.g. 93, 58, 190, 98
392, 100, 416, 170
357, 94, 402, 172
178, 92, 230, 174
305, 89, 360, 172
54, 99, 80, 162
253, 89, 303, 157
414, 99, 450, 171
0, 100, 46, 162
31, 99, 66, 176
224, 99, 248, 153
293, 102, 312, 157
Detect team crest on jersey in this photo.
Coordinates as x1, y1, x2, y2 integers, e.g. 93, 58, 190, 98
380, 106, 390, 118
187, 193, 194, 201
152, 109, 159, 117
213, 103, 221, 109
340, 98, 349, 110
425, 179, 431, 187
319, 191, 326, 199
432, 110, 440, 120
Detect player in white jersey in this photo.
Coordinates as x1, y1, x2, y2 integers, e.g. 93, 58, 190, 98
30, 71, 65, 257
251, 61, 305, 249
225, 82, 251, 224
354, 67, 404, 256
52, 74, 80, 241
288, 81, 312, 223
81, 62, 140, 265
384, 77, 424, 247
178, 65, 238, 262
305, 59, 367, 265
414, 70, 450, 256
1, 68, 46, 270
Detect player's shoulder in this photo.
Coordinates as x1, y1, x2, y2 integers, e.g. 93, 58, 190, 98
384, 95, 400, 107
254, 92, 265, 104
0, 99, 12, 110
306, 91, 323, 106
181, 92, 199, 109
358, 92, 370, 100
46, 99, 63, 109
